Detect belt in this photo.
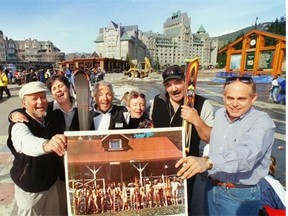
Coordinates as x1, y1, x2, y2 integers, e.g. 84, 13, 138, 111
209, 177, 256, 189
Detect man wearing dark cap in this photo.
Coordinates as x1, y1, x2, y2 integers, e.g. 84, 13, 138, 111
7, 81, 67, 215
150, 65, 214, 215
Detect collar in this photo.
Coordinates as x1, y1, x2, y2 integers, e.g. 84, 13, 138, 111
24, 110, 45, 127
93, 104, 113, 114
53, 99, 76, 113
224, 107, 254, 123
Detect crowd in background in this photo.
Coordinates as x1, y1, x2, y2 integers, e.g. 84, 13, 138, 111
4, 66, 105, 86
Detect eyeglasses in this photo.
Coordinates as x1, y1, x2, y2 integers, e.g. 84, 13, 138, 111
162, 66, 184, 80
131, 93, 145, 99
225, 76, 253, 84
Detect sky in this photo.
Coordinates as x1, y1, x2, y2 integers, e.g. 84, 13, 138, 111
1, 0, 286, 53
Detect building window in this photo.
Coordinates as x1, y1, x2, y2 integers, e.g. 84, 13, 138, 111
109, 139, 123, 151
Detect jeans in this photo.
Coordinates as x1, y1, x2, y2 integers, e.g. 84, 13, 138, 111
272, 86, 279, 101
0, 86, 11, 98
204, 179, 260, 216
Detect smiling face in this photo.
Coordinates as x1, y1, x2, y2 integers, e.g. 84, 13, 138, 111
128, 94, 146, 119
94, 84, 113, 112
224, 80, 257, 121
164, 79, 185, 104
22, 92, 48, 122
50, 79, 70, 105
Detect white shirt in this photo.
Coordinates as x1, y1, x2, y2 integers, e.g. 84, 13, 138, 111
200, 100, 214, 127
11, 123, 46, 157
53, 100, 76, 131
264, 175, 286, 207
272, 79, 279, 87
93, 107, 112, 130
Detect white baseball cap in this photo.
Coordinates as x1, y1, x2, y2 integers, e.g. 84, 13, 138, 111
19, 81, 48, 99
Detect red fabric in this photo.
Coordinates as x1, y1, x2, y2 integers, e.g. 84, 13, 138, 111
264, 205, 286, 216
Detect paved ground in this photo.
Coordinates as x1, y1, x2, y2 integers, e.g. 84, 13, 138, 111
0, 71, 285, 215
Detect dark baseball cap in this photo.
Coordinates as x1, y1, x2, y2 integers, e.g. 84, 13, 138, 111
162, 65, 185, 83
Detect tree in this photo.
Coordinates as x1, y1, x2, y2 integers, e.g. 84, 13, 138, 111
154, 56, 160, 71
268, 16, 286, 36
265, 16, 286, 46
234, 32, 244, 50
125, 53, 131, 70
217, 53, 226, 68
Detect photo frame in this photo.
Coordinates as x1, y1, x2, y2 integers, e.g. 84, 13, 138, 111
64, 127, 187, 215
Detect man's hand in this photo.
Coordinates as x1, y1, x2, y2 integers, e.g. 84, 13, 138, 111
181, 105, 201, 125
43, 134, 67, 156
175, 156, 208, 179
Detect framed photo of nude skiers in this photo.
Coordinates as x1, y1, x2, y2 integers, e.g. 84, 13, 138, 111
64, 127, 188, 215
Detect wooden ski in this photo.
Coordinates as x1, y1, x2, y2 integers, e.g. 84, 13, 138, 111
183, 57, 199, 155
74, 70, 90, 130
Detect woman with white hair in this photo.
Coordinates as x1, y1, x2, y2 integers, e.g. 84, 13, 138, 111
122, 89, 153, 129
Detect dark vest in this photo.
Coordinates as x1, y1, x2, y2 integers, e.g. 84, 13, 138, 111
45, 101, 80, 137
152, 93, 206, 156
7, 112, 59, 192
45, 101, 80, 181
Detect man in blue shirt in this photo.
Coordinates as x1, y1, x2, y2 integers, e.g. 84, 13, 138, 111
176, 76, 275, 215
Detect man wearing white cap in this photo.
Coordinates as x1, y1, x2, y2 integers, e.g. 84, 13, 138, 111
7, 81, 67, 215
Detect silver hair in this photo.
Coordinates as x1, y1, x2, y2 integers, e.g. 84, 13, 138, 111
93, 80, 114, 97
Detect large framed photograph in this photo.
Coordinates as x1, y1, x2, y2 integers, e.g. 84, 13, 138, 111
64, 127, 187, 215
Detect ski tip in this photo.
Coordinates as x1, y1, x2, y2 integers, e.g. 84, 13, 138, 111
75, 70, 87, 76
185, 57, 199, 63
74, 70, 89, 80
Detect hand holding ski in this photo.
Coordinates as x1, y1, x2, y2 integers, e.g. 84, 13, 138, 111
183, 57, 199, 155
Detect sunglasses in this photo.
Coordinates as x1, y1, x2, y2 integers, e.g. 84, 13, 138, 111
162, 66, 184, 80
131, 93, 145, 99
225, 76, 253, 84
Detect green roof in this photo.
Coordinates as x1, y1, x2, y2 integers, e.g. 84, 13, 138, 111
197, 25, 206, 33
95, 35, 104, 43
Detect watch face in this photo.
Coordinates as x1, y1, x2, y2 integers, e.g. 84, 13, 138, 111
250, 39, 256, 46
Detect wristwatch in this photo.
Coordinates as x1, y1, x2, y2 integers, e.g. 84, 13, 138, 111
203, 156, 213, 170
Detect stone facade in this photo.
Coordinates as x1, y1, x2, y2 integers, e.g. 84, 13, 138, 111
95, 21, 147, 61
192, 25, 218, 68
0, 31, 64, 70
95, 11, 218, 68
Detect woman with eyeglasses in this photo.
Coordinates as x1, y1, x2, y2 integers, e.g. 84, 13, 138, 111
122, 89, 153, 129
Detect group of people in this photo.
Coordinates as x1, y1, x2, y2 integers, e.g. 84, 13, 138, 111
7, 64, 285, 215
72, 176, 184, 214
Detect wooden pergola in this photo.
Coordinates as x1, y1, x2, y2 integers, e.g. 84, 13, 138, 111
218, 29, 286, 76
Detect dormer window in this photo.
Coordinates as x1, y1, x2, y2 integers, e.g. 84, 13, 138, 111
109, 139, 123, 151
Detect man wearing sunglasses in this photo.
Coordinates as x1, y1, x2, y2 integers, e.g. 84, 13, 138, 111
175, 76, 275, 215
150, 65, 214, 215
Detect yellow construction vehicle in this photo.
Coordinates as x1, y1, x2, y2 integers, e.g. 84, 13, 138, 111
124, 57, 153, 78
